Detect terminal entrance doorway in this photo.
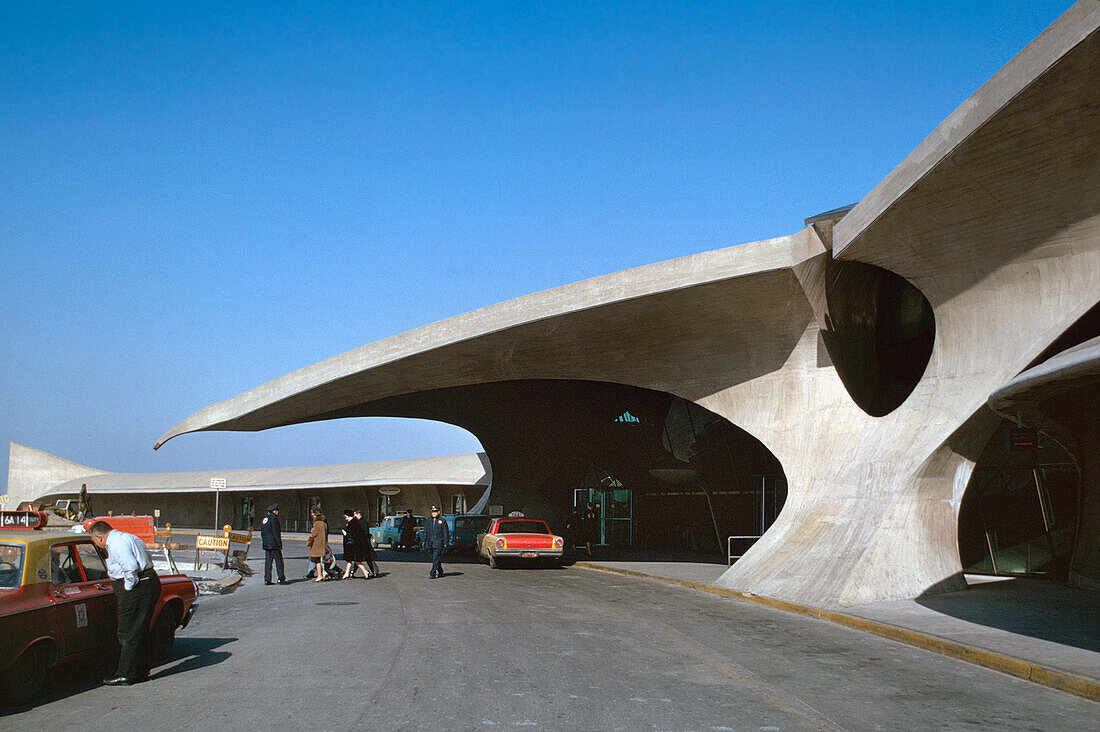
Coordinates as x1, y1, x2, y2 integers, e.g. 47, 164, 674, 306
557, 393, 787, 556
574, 487, 632, 548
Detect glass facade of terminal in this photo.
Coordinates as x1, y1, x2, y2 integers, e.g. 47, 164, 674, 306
958, 420, 1079, 580
564, 394, 786, 556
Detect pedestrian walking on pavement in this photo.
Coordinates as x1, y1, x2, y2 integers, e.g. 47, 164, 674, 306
581, 501, 599, 556
340, 509, 371, 579
397, 509, 416, 551
261, 503, 288, 585
308, 507, 328, 582
423, 505, 450, 579
88, 521, 161, 685
354, 509, 381, 577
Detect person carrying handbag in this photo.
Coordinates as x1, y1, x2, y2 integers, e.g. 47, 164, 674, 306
308, 507, 328, 582
340, 509, 371, 579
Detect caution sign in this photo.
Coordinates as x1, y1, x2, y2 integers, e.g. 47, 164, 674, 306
228, 531, 251, 545
196, 535, 230, 551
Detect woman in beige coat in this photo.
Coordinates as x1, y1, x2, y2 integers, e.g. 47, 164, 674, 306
308, 508, 328, 582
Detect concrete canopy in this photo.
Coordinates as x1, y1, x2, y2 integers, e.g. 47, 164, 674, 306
158, 3, 1100, 606
155, 231, 823, 447
8, 442, 491, 528
39, 453, 492, 500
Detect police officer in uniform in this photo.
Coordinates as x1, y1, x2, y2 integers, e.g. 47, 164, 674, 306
261, 503, 288, 585
423, 506, 450, 579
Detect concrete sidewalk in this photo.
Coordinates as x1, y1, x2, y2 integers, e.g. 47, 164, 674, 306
573, 554, 1100, 701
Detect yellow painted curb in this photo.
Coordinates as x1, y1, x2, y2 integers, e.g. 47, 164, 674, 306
574, 562, 1100, 703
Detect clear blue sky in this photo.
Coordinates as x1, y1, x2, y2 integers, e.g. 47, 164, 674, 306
0, 1, 1071, 491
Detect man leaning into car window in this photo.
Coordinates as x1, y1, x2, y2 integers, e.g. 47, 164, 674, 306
89, 521, 161, 686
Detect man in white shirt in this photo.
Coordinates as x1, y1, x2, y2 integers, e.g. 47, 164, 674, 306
88, 521, 161, 685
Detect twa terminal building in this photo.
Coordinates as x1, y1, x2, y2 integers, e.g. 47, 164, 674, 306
158, 4, 1099, 608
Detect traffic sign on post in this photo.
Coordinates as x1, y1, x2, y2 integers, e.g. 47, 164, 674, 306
210, 478, 226, 529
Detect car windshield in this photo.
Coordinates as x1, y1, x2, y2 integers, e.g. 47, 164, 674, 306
496, 520, 549, 535
0, 543, 25, 589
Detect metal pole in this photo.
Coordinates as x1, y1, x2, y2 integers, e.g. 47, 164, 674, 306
214, 488, 219, 531
701, 486, 723, 555
761, 476, 766, 535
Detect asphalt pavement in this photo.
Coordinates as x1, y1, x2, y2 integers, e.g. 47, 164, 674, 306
574, 552, 1100, 700
3, 541, 1097, 730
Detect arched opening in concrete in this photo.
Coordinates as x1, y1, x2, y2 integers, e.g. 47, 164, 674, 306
358, 379, 787, 556
958, 419, 1080, 580
820, 259, 935, 417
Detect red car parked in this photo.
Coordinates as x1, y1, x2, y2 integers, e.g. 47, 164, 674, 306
475, 516, 564, 568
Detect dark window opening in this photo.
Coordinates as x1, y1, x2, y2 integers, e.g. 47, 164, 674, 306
820, 259, 935, 417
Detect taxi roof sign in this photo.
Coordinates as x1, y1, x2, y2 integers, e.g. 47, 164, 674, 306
0, 510, 50, 529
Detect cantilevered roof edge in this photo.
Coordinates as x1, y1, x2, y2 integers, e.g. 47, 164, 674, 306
833, 1, 1100, 257
156, 229, 824, 449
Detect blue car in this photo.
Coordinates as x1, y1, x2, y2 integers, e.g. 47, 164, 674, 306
451, 514, 491, 553
415, 514, 490, 553
369, 514, 424, 549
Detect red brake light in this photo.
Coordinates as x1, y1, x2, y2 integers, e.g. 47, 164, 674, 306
554, 537, 563, 548
496, 538, 506, 548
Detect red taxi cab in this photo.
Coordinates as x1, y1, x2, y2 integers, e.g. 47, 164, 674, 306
475, 516, 564, 568
0, 511, 198, 705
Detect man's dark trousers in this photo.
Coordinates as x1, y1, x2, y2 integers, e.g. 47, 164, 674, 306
113, 568, 161, 681
429, 547, 444, 577
265, 549, 285, 583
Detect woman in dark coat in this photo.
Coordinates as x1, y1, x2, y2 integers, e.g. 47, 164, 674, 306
340, 509, 371, 579
354, 509, 380, 577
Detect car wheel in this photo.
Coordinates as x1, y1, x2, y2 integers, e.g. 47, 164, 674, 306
370, 535, 377, 549
150, 606, 179, 661
1, 643, 47, 706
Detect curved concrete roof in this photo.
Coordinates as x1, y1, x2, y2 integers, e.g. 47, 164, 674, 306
156, 230, 823, 448
152, 3, 1100, 607
833, 1, 1100, 301
37, 452, 491, 501
988, 335, 1100, 424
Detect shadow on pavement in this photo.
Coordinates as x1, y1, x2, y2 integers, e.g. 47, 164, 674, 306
0, 636, 236, 716
370, 548, 484, 564
563, 549, 727, 566
914, 576, 1100, 653
151, 636, 237, 680
0, 654, 108, 715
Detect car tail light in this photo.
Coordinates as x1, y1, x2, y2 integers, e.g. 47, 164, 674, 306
496, 538, 506, 548
554, 537, 563, 548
